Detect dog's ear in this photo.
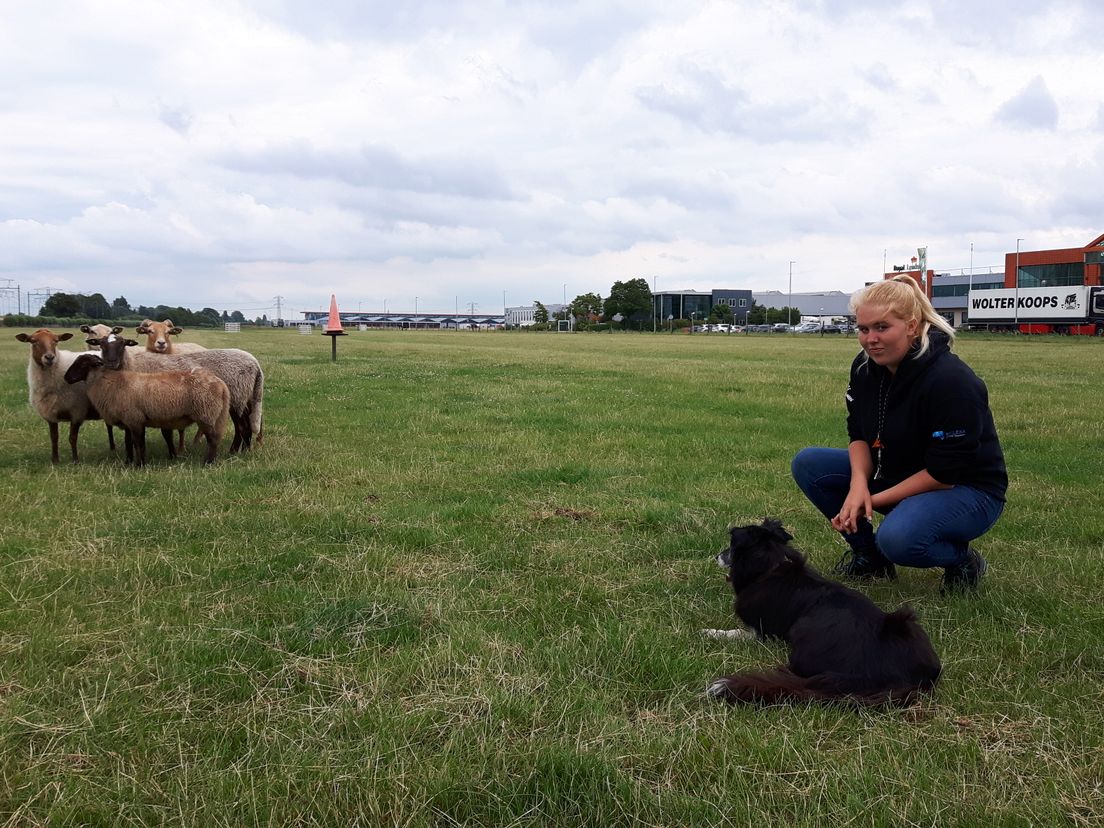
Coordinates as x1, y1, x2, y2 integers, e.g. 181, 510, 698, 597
760, 518, 793, 544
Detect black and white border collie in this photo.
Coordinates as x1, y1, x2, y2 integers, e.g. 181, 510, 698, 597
705, 519, 942, 707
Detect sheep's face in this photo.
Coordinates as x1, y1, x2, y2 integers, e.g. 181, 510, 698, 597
80, 324, 122, 349
95, 333, 139, 369
136, 319, 182, 353
16, 329, 72, 369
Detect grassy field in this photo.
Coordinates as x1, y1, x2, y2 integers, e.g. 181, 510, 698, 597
1, 326, 1102, 826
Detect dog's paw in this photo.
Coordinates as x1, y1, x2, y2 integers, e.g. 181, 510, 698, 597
706, 678, 733, 699
701, 628, 754, 641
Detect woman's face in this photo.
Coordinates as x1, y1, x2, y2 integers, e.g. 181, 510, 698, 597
855, 304, 919, 373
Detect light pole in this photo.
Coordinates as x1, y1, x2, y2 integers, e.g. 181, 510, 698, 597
820, 307, 825, 337
562, 283, 567, 330
415, 296, 419, 316
1015, 239, 1023, 330
788, 260, 795, 330
652, 275, 657, 333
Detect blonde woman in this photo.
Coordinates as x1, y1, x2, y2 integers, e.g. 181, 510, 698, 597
791, 275, 1006, 592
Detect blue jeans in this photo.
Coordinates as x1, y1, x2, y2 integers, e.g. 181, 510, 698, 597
791, 447, 1004, 569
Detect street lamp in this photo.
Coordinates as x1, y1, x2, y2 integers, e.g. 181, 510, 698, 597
1015, 238, 1023, 330
415, 296, 419, 316
652, 275, 657, 333
788, 260, 795, 330
820, 307, 825, 337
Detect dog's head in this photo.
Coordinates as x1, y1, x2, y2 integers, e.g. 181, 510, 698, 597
715, 518, 799, 590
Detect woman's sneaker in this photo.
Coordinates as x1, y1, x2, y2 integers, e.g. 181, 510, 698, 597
941, 548, 988, 593
833, 549, 897, 581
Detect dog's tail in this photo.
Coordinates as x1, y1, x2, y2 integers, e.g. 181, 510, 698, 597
707, 666, 930, 708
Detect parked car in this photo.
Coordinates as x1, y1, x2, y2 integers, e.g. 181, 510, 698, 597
771, 323, 790, 333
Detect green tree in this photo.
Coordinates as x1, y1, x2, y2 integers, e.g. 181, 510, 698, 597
111, 296, 131, 318
604, 278, 652, 326
42, 293, 82, 317
569, 292, 603, 321
533, 301, 549, 324
230, 310, 246, 324
82, 293, 111, 318
709, 303, 734, 324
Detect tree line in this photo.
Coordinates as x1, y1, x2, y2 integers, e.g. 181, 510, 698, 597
26, 292, 262, 327
534, 278, 798, 331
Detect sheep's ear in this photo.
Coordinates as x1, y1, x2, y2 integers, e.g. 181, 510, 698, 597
169, 327, 183, 335
86, 337, 101, 347
58, 332, 73, 341
15, 333, 31, 342
124, 338, 139, 347
80, 325, 93, 333
136, 325, 150, 334
111, 326, 123, 334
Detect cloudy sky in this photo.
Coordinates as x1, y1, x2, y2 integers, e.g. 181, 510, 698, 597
3, 0, 1103, 318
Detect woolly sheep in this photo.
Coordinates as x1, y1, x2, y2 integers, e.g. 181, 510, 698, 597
15, 329, 100, 463
100, 338, 264, 452
65, 336, 230, 466
136, 319, 206, 354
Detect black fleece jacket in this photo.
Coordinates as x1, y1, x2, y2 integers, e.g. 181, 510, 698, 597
845, 331, 1007, 501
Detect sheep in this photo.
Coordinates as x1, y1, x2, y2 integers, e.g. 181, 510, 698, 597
15, 329, 101, 463
136, 319, 206, 354
93, 337, 264, 452
80, 324, 123, 345
80, 324, 124, 451
64, 335, 230, 466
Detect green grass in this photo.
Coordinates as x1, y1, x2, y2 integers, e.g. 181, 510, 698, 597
1, 327, 1102, 826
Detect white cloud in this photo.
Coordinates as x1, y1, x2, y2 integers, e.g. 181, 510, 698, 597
2, 0, 1104, 318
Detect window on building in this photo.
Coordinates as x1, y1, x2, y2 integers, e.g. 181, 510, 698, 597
1018, 263, 1084, 288
739, 299, 747, 307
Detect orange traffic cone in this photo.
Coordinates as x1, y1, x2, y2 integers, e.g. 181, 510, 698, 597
325, 294, 345, 333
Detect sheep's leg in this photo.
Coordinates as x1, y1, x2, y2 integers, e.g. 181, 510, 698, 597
161, 428, 176, 459
228, 412, 244, 453
134, 428, 147, 468
239, 404, 253, 450
124, 429, 134, 464
68, 421, 81, 463
48, 421, 60, 464
179, 428, 189, 454
202, 428, 218, 464
106, 423, 116, 451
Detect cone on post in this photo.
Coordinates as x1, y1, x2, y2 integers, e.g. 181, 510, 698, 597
322, 294, 346, 362
324, 294, 345, 334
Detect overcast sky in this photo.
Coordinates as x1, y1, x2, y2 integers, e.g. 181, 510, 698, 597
3, 0, 1103, 318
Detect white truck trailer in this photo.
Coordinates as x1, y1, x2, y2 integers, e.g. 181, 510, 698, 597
966, 285, 1104, 335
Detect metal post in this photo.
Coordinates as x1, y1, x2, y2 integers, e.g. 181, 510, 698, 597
1015, 238, 1023, 331
788, 260, 794, 330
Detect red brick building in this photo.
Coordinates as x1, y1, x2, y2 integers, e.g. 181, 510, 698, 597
1004, 233, 1104, 289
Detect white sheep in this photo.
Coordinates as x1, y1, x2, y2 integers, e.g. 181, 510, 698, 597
65, 335, 230, 466
15, 329, 100, 463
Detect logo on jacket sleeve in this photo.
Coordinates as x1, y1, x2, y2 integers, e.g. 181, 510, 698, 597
932, 429, 967, 440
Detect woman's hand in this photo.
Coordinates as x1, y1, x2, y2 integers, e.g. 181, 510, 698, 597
832, 483, 872, 534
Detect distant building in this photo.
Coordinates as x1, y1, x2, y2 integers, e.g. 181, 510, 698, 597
753, 290, 852, 321
653, 289, 754, 323
505, 303, 568, 327
300, 310, 505, 329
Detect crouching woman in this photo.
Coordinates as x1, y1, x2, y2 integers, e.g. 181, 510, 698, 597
792, 274, 1007, 592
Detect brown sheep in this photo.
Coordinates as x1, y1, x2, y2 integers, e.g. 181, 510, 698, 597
65, 335, 230, 467
136, 319, 206, 354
